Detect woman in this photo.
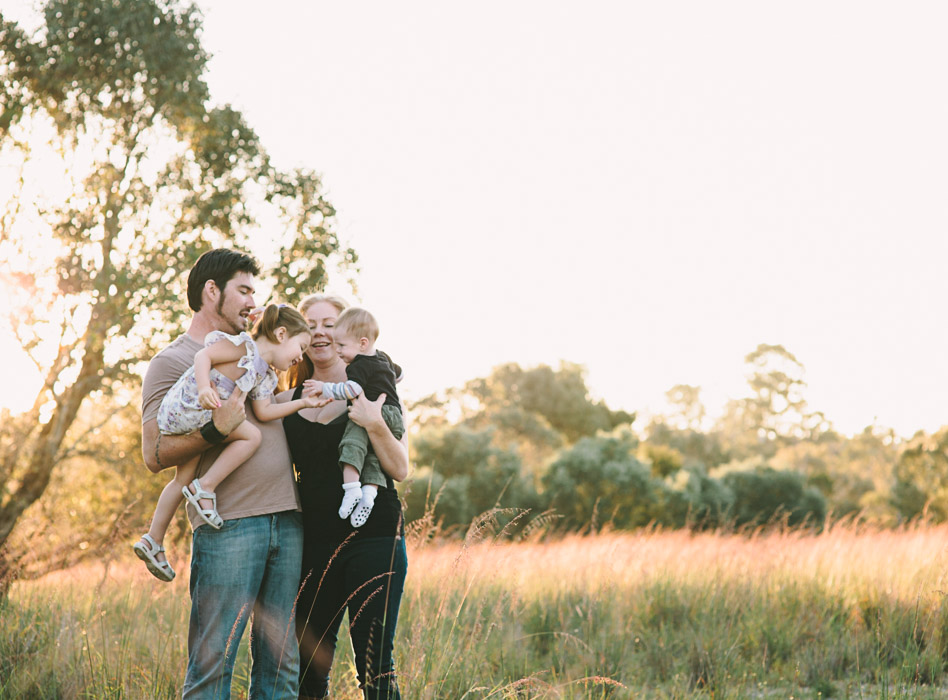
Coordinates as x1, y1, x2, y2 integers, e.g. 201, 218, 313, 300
280, 294, 409, 700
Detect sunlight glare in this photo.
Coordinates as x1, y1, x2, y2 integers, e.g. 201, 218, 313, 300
0, 330, 41, 414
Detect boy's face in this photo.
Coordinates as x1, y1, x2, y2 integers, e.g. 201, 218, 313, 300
333, 331, 363, 364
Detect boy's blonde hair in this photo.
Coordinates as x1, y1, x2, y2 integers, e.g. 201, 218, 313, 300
334, 307, 379, 342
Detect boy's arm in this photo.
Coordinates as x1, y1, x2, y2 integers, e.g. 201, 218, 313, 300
302, 379, 364, 400
349, 393, 409, 482
320, 380, 363, 401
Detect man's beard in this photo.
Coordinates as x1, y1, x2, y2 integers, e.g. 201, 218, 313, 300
216, 290, 246, 334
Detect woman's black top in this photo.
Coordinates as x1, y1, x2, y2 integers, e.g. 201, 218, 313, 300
283, 385, 404, 543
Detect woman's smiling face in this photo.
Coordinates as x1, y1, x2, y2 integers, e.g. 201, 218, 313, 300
303, 300, 343, 366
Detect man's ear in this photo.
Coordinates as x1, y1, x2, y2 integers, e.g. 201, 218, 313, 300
203, 279, 219, 305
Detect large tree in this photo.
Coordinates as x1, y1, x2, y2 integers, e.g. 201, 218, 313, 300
715, 344, 830, 459
0, 0, 350, 587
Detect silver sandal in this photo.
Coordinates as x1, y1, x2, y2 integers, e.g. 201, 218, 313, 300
182, 478, 223, 529
132, 533, 175, 582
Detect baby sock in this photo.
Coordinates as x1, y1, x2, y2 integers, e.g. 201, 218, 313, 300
350, 485, 378, 528
339, 481, 363, 519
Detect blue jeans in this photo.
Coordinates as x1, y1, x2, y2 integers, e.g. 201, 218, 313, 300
183, 511, 303, 700
297, 536, 407, 699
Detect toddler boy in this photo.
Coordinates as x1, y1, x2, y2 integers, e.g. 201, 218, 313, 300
305, 307, 404, 527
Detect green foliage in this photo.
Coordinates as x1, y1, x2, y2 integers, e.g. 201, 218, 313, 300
0, 0, 350, 568
466, 362, 634, 444
645, 419, 730, 471
713, 344, 830, 461
666, 467, 735, 530
771, 426, 899, 522
717, 465, 827, 529
542, 431, 671, 530
404, 347, 885, 537
642, 443, 685, 478
411, 362, 634, 477
892, 428, 948, 522
406, 425, 540, 532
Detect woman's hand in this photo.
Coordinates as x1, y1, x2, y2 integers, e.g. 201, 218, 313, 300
348, 393, 386, 428
350, 393, 409, 481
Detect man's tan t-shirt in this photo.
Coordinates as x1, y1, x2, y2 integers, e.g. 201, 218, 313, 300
142, 333, 300, 529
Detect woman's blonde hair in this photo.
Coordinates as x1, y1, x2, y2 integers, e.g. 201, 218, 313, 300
300, 293, 348, 318
279, 293, 349, 390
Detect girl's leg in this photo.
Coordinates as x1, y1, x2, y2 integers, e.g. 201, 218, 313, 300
183, 421, 261, 512
143, 457, 199, 561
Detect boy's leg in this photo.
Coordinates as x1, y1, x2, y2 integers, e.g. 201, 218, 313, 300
338, 421, 370, 518
355, 407, 404, 490
380, 405, 405, 443
349, 462, 381, 528
350, 408, 405, 527
339, 466, 363, 519
338, 421, 369, 474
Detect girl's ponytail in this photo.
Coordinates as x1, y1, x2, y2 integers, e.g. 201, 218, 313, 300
252, 303, 310, 342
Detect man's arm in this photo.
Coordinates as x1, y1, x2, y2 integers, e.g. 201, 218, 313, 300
142, 388, 247, 473
349, 393, 409, 482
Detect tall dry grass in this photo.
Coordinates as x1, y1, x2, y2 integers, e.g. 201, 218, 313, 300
5, 520, 948, 698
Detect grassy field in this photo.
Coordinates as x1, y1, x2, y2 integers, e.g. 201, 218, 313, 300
5, 521, 948, 698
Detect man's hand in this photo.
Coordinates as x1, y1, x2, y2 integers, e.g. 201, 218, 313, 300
212, 387, 247, 434
348, 392, 385, 429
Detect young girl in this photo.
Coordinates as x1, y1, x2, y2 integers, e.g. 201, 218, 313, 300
133, 304, 324, 582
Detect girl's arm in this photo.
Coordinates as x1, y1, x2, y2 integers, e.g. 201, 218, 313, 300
349, 393, 409, 482
194, 340, 251, 407
251, 393, 330, 422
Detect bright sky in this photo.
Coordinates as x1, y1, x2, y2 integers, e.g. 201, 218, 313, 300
2, 0, 947, 437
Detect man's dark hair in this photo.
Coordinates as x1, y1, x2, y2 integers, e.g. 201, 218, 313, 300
187, 249, 261, 312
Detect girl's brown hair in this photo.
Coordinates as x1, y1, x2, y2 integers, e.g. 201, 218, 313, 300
251, 304, 311, 343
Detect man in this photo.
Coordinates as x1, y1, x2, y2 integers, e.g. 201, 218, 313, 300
141, 248, 302, 699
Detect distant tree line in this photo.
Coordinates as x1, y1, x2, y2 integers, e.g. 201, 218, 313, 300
403, 344, 939, 536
